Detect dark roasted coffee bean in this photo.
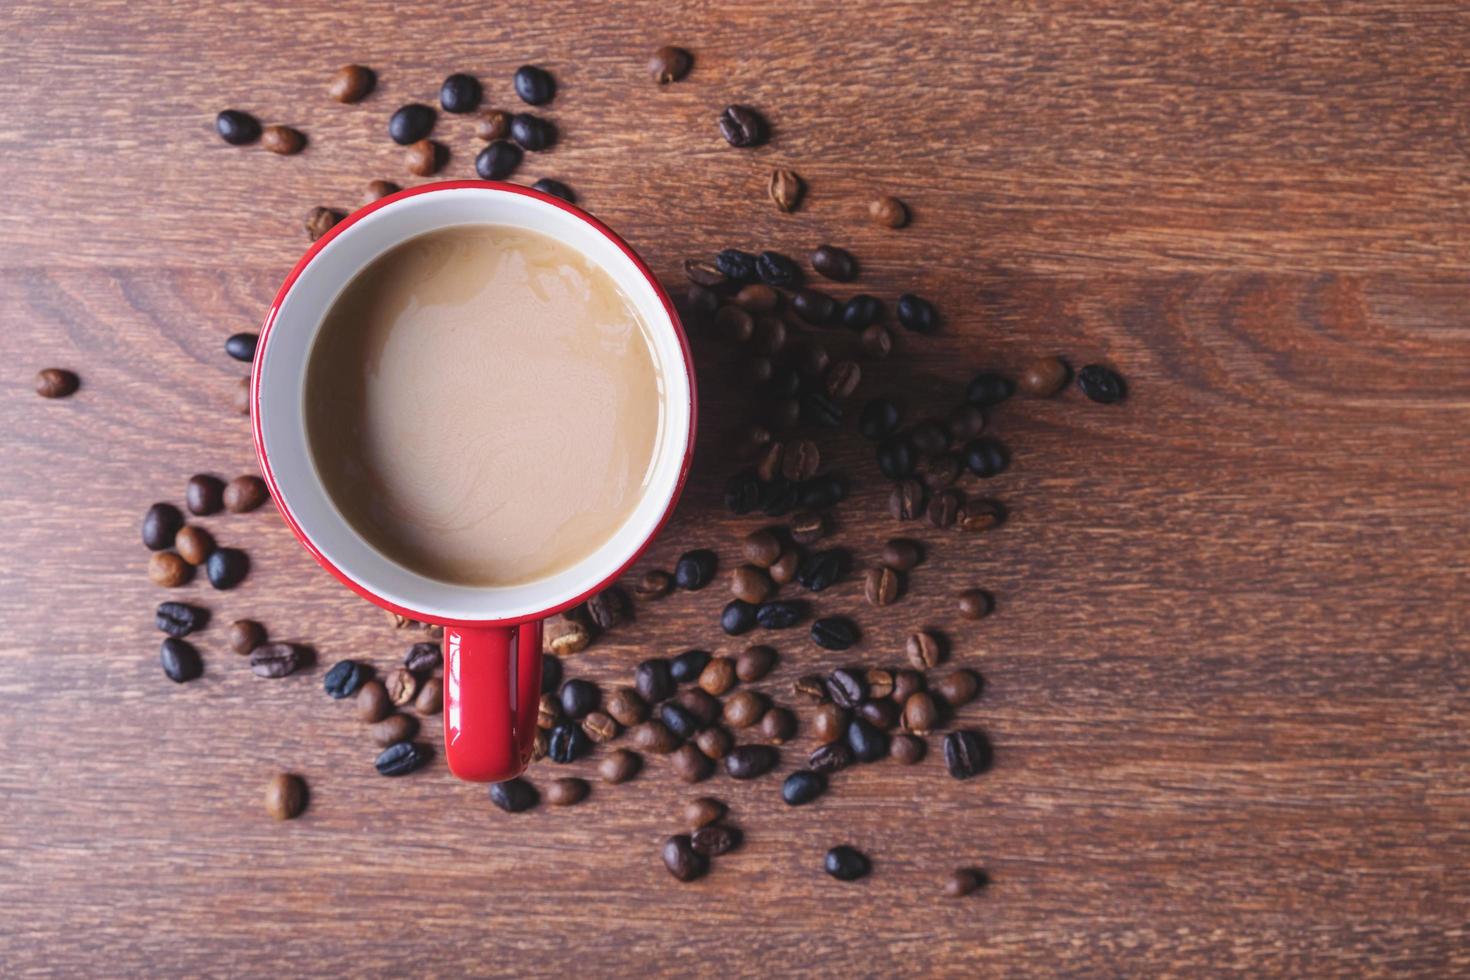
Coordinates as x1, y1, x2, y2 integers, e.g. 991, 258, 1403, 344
160, 638, 201, 683
790, 340, 831, 379
559, 678, 600, 719
671, 742, 713, 783
370, 714, 418, 747
745, 352, 773, 385
215, 109, 260, 145
877, 435, 915, 479
476, 140, 522, 179
825, 360, 861, 400
635, 658, 674, 703
927, 489, 963, 528
630, 721, 681, 756
721, 600, 757, 635
724, 743, 777, 779
634, 569, 673, 600
896, 293, 938, 334
909, 419, 948, 455
323, 659, 367, 699
841, 294, 881, 330
205, 548, 248, 590
530, 177, 575, 203
725, 470, 761, 515
599, 748, 641, 784
155, 602, 204, 637
752, 314, 787, 356
723, 689, 766, 729
439, 72, 481, 113
541, 654, 563, 694
142, 503, 183, 551
958, 498, 1006, 532
847, 716, 889, 762
510, 112, 554, 151
735, 645, 777, 682
826, 667, 866, 706
860, 398, 900, 442
265, 773, 307, 820
906, 630, 944, 669
695, 726, 733, 759
547, 775, 590, 805
549, 722, 590, 763
859, 698, 900, 732
958, 589, 994, 620
605, 686, 648, 727
780, 439, 819, 481
864, 566, 900, 606
674, 549, 717, 590
676, 688, 721, 728
797, 550, 848, 593
698, 655, 738, 696
792, 288, 837, 325
892, 668, 925, 705
789, 509, 827, 545
718, 104, 766, 147
760, 476, 800, 516
825, 845, 871, 881
184, 477, 224, 520
404, 642, 441, 674
223, 475, 267, 513
918, 453, 962, 491
759, 706, 796, 743
902, 692, 939, 734
735, 283, 782, 313
766, 365, 802, 399
783, 769, 826, 806
945, 867, 988, 897
935, 668, 982, 707
810, 741, 854, 773
947, 404, 987, 443
1021, 355, 1070, 396
662, 835, 708, 881
670, 648, 711, 685
260, 125, 304, 155
860, 323, 894, 359
328, 64, 375, 103
1078, 363, 1127, 403
888, 479, 925, 520
769, 549, 800, 586
964, 437, 1009, 478
691, 823, 741, 856
223, 332, 258, 363
812, 703, 848, 744
489, 778, 538, 813
715, 248, 758, 283
811, 244, 857, 282
250, 643, 301, 678
148, 552, 190, 587
882, 538, 921, 572
756, 600, 806, 629
756, 251, 800, 288
660, 702, 701, 740
388, 103, 435, 145
305, 207, 340, 241
650, 45, 693, 83
357, 680, 390, 723
944, 729, 992, 778
799, 473, 847, 510
513, 65, 555, 105
586, 587, 627, 630
966, 372, 1015, 407
890, 732, 926, 764
375, 741, 426, 776
688, 260, 729, 289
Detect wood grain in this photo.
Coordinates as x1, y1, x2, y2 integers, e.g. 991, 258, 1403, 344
3, 1, 1470, 976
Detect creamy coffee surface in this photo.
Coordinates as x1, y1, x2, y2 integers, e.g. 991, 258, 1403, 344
305, 224, 663, 587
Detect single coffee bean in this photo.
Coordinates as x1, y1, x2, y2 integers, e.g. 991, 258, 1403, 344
918, 453, 962, 491
1078, 363, 1127, 403
634, 569, 674, 600
388, 103, 434, 145
864, 566, 900, 606
475, 140, 522, 179
737, 283, 782, 314
142, 502, 183, 551
896, 293, 938, 334
723, 689, 766, 729
546, 776, 589, 806
902, 692, 940, 734
370, 712, 419, 747
647, 650, 701, 689
631, 720, 680, 754
945, 868, 988, 897
947, 404, 987, 443
890, 733, 926, 765
966, 372, 1015, 407
598, 686, 646, 729
544, 615, 591, 656
861, 324, 894, 359
810, 244, 857, 282
148, 551, 191, 587
404, 138, 442, 176
650, 45, 693, 83
797, 550, 848, 593
674, 549, 717, 590
155, 601, 204, 637
906, 631, 944, 669
530, 177, 575, 203
541, 655, 563, 694
489, 778, 539, 812
789, 510, 828, 545
769, 550, 800, 586
741, 529, 782, 568
752, 315, 788, 357
725, 743, 777, 779
224, 333, 258, 363
549, 722, 590, 763
223, 475, 267, 513
735, 645, 777, 683
34, 367, 78, 398
662, 835, 708, 881
783, 769, 826, 806
722, 600, 758, 635
416, 676, 443, 715
635, 658, 675, 704
860, 398, 900, 442
841, 294, 881, 330
909, 419, 948, 455
559, 679, 600, 720
1020, 355, 1070, 396
328, 64, 375, 103
756, 600, 806, 629
403, 642, 441, 675
323, 659, 367, 699
718, 104, 766, 147
958, 498, 1005, 532
792, 288, 837, 325
304, 207, 340, 241
356, 679, 390, 722
796, 672, 834, 699
825, 360, 861, 400
878, 435, 916, 479
759, 706, 796, 744
513, 65, 555, 105
695, 726, 733, 759
944, 729, 993, 778
675, 688, 721, 728
684, 797, 726, 829
697, 656, 738, 696
587, 587, 627, 631
510, 112, 554, 151
927, 489, 963, 528
847, 717, 889, 762
250, 643, 301, 679
715, 248, 758, 283
671, 742, 714, 783
159, 638, 201, 682
599, 748, 641, 784
769, 167, 804, 212
859, 670, 892, 702
688, 259, 728, 290
261, 125, 305, 155
660, 702, 701, 741
205, 548, 248, 590
813, 704, 849, 744
730, 565, 773, 605
222, 620, 263, 657
826, 845, 871, 880
756, 251, 801, 288
810, 741, 854, 774
375, 741, 426, 776
174, 526, 214, 565
935, 668, 982, 707
540, 693, 562, 730
957, 589, 995, 620
215, 109, 260, 145
776, 439, 816, 482
264, 772, 306, 820
691, 823, 741, 856
870, 194, 908, 228
534, 728, 549, 759
964, 438, 1010, 478
888, 479, 925, 520
892, 669, 925, 704
825, 668, 867, 707
439, 72, 481, 113
475, 109, 511, 141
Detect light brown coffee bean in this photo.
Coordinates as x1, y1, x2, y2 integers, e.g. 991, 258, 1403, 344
598, 748, 641, 784
742, 529, 782, 568
35, 368, 78, 398
635, 569, 673, 599
865, 668, 895, 701
906, 630, 944, 669
723, 689, 766, 729
228, 620, 265, 655
233, 376, 251, 415
695, 726, 733, 759
889, 480, 925, 520
781, 439, 820, 481
546, 777, 590, 806
958, 499, 1004, 533
356, 679, 390, 723
265, 773, 307, 820
363, 179, 400, 204
684, 796, 726, 829
869, 194, 909, 228
261, 125, 305, 155
927, 489, 963, 528
605, 686, 649, 727
175, 526, 215, 566
730, 565, 773, 605
734, 283, 781, 313
735, 645, 777, 682
405, 138, 442, 176
758, 706, 796, 744
881, 538, 922, 571
903, 692, 939, 734
825, 360, 861, 399
582, 711, 618, 743
1020, 356, 1070, 396
586, 587, 627, 630
769, 167, 804, 212
958, 589, 994, 619
890, 732, 925, 765
698, 656, 738, 696
148, 552, 191, 587
676, 688, 721, 727
385, 666, 418, 707
631, 720, 680, 754
864, 566, 899, 606
671, 743, 714, 783
812, 703, 848, 743
538, 692, 560, 730
475, 109, 512, 141
769, 549, 799, 585
789, 510, 827, 545
944, 868, 988, 897
793, 674, 828, 703
531, 728, 549, 762
544, 615, 591, 656
328, 64, 375, 103
934, 669, 981, 707
223, 475, 267, 513
305, 206, 340, 241
415, 676, 443, 714
370, 713, 419, 747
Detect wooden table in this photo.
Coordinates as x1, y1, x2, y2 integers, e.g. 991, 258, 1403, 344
3, 1, 1467, 975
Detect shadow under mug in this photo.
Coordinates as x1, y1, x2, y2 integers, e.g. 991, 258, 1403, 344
251, 181, 696, 782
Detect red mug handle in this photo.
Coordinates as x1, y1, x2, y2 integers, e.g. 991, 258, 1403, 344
442, 622, 543, 782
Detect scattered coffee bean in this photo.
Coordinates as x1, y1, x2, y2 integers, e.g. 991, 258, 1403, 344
810, 244, 857, 281
403, 642, 441, 675
262, 773, 306, 820
382, 666, 416, 706
370, 713, 419, 747
869, 194, 908, 228
864, 566, 899, 606
957, 589, 995, 620
205, 548, 248, 590
789, 510, 827, 545
890, 732, 925, 764
474, 109, 511, 141
966, 372, 1015, 407
810, 741, 854, 773
783, 769, 826, 806
735, 645, 777, 683
261, 125, 305, 155
741, 530, 782, 570
718, 104, 766, 147
721, 600, 757, 635
792, 288, 837, 325
800, 391, 843, 429
825, 360, 861, 400
323, 659, 367, 699
224, 333, 258, 363
662, 835, 708, 881
549, 722, 590, 763
404, 138, 442, 176
510, 113, 554, 151
947, 403, 987, 443
387, 103, 435, 145
375, 741, 426, 776
759, 706, 796, 744
328, 64, 375, 103
142, 502, 183, 551
798, 551, 849, 593
530, 178, 574, 203
841, 294, 880, 331
903, 692, 939, 734
558, 678, 600, 720
944, 729, 992, 778
634, 569, 674, 600
676, 688, 721, 728
215, 109, 260, 145
305, 206, 340, 241
857, 705, 895, 737
730, 565, 774, 605
684, 797, 726, 829
892, 669, 925, 704
769, 550, 799, 586
513, 65, 555, 105
439, 72, 481, 114
544, 615, 591, 656
927, 489, 962, 528
812, 704, 848, 744
861, 324, 894, 359
223, 475, 267, 513
906, 631, 944, 669
752, 314, 788, 356
826, 845, 871, 880
674, 549, 717, 591
34, 367, 78, 399
725, 743, 777, 779
160, 637, 202, 683
155, 601, 204, 638
650, 45, 693, 83
756, 251, 801, 288
945, 868, 988, 897
660, 702, 701, 741
934, 669, 981, 708
1019, 355, 1070, 396
631, 720, 680, 754
888, 479, 925, 520
148, 552, 191, 587
489, 778, 539, 812
896, 293, 937, 334
476, 140, 522, 179
847, 717, 889, 762
958, 498, 1005, 532
688, 259, 729, 290
825, 667, 867, 707
174, 526, 214, 565
671, 742, 714, 782
356, 679, 390, 722
691, 823, 741, 856
693, 656, 735, 696
587, 587, 627, 631
635, 659, 675, 704
1078, 363, 1127, 403
778, 439, 817, 482
769, 168, 804, 212
964, 438, 1009, 478
546, 776, 589, 806
714, 249, 756, 283
538, 693, 561, 729
918, 453, 962, 491
249, 643, 301, 679
723, 689, 766, 729
223, 620, 263, 657
695, 726, 733, 759
415, 676, 442, 714
648, 649, 701, 689
599, 748, 641, 784
756, 600, 806, 629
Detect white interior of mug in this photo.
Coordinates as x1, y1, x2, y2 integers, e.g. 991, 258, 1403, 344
255, 185, 693, 623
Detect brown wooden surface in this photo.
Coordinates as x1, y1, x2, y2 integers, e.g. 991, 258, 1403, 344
3, 1, 1469, 976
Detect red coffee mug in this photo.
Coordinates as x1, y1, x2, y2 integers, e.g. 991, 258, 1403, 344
251, 182, 696, 782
